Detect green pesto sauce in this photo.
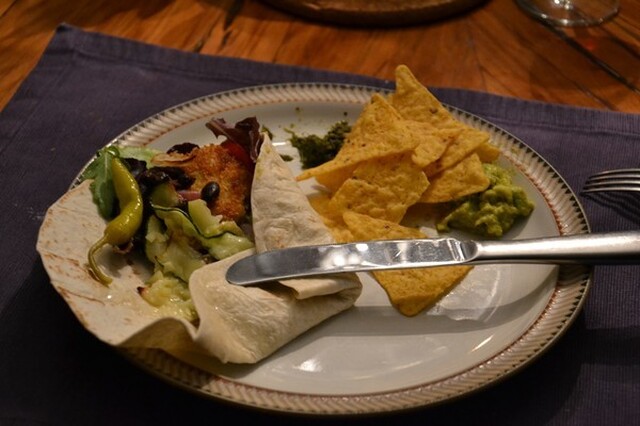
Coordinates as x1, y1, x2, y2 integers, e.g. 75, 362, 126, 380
437, 163, 534, 238
289, 120, 351, 168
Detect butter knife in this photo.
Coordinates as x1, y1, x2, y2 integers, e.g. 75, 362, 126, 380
225, 231, 640, 286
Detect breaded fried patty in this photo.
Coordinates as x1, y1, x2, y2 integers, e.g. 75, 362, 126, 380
154, 144, 252, 222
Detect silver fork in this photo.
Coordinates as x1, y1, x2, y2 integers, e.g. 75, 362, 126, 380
582, 168, 640, 193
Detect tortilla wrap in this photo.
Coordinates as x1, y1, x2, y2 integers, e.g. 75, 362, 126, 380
36, 139, 362, 364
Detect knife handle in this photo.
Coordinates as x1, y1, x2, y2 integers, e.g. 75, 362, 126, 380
472, 231, 640, 264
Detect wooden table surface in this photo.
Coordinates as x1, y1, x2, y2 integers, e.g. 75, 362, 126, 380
1, 0, 639, 113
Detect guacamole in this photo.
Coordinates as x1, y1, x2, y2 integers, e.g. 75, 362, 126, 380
437, 163, 534, 238
289, 120, 351, 168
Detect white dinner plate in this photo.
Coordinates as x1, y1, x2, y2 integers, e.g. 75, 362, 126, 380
72, 83, 591, 414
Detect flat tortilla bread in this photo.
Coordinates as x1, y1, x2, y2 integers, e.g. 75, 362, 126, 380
251, 141, 361, 298
36, 138, 362, 364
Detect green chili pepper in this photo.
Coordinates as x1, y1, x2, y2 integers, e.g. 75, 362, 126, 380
88, 157, 143, 285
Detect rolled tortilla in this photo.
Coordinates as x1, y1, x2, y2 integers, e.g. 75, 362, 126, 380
251, 140, 361, 298
189, 140, 361, 362
36, 137, 361, 364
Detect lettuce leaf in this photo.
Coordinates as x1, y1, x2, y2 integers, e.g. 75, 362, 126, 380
80, 146, 118, 219
117, 145, 160, 164
80, 145, 160, 219
205, 116, 264, 162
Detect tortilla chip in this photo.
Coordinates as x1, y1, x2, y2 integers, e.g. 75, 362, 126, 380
297, 94, 426, 182
308, 193, 354, 243
410, 127, 461, 168
388, 65, 457, 129
384, 65, 492, 176
424, 127, 489, 176
343, 210, 425, 240
314, 165, 356, 193
329, 153, 429, 223
474, 141, 501, 163
373, 267, 471, 316
343, 212, 471, 316
420, 153, 490, 203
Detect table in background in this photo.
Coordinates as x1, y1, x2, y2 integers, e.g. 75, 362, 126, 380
1, 1, 640, 424
1, 0, 639, 112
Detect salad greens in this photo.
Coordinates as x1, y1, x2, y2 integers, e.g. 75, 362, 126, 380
81, 145, 161, 219
80, 117, 263, 320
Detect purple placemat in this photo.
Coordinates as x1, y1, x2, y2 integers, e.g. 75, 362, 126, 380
1, 24, 638, 426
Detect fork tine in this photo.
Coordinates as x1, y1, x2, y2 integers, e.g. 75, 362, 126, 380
582, 187, 640, 193
582, 183, 640, 192
582, 168, 640, 193
587, 174, 640, 182
587, 168, 640, 177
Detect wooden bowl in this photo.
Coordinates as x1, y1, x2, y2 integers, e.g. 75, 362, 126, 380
259, 0, 488, 27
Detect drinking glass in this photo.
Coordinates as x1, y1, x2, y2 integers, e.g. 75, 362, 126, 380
516, 0, 620, 26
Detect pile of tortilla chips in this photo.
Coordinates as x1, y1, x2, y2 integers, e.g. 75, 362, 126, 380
297, 65, 501, 317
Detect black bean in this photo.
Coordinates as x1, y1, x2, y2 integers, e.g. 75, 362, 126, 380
167, 142, 199, 155
137, 168, 171, 187
121, 158, 147, 179
139, 166, 195, 190
201, 181, 220, 202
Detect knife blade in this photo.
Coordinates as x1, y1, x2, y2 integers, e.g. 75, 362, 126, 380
225, 231, 640, 286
